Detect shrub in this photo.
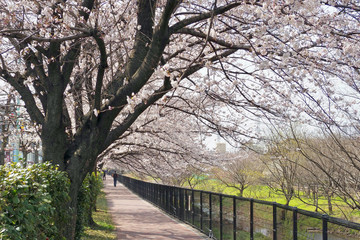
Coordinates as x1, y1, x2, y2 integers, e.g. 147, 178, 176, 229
75, 172, 102, 239
0, 162, 70, 240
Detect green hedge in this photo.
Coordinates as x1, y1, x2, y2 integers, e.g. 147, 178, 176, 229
0, 162, 70, 240
75, 172, 102, 239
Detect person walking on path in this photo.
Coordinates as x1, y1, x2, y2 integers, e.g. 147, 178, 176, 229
112, 171, 118, 187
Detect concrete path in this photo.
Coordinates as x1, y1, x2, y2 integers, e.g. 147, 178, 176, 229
103, 178, 208, 240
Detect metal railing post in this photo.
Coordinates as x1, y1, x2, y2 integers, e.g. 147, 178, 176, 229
250, 199, 254, 240
293, 207, 297, 240
166, 186, 169, 212
209, 193, 212, 231
192, 190, 195, 225
151, 183, 153, 202
170, 187, 174, 215
273, 202, 277, 240
145, 182, 148, 199
180, 189, 184, 220
175, 188, 178, 217
154, 184, 156, 204
162, 185, 165, 209
174, 187, 177, 216
162, 186, 165, 207
144, 182, 146, 198
144, 182, 146, 199
233, 197, 236, 240
156, 184, 158, 204
322, 214, 328, 240
220, 195, 223, 240
157, 185, 160, 207
161, 185, 163, 208
185, 190, 189, 222
200, 191, 203, 230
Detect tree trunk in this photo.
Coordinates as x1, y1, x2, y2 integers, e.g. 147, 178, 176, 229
285, 188, 293, 206
239, 186, 245, 197
285, 198, 291, 206
63, 145, 100, 239
23, 151, 28, 167
41, 136, 82, 240
327, 194, 333, 215
63, 181, 81, 240
0, 135, 9, 165
0, 150, 4, 166
313, 190, 319, 212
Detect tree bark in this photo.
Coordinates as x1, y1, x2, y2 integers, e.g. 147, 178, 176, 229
0, 151, 4, 166
63, 180, 82, 240
327, 194, 333, 214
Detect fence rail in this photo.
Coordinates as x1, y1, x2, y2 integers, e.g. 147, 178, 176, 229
118, 175, 360, 240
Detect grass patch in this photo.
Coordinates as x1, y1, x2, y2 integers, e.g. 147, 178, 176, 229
82, 191, 116, 240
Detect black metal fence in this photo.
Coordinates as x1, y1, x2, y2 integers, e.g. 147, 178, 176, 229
118, 175, 360, 240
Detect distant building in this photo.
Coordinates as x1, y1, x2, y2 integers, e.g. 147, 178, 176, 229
0, 94, 42, 165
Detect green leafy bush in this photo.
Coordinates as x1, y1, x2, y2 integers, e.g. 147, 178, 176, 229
0, 162, 70, 240
75, 172, 102, 239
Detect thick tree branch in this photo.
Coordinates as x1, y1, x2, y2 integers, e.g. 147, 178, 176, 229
22, 50, 48, 111
0, 31, 91, 43
80, 0, 96, 20
70, 74, 85, 130
170, 2, 242, 33
67, 0, 180, 180
104, 0, 157, 97
124, 0, 157, 78
101, 77, 172, 152
96, 0, 181, 127
93, 33, 108, 112
62, 42, 81, 90
0, 70, 44, 124
177, 28, 251, 50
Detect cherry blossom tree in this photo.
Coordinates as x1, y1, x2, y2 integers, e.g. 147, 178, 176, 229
99, 106, 215, 185
1, 0, 359, 238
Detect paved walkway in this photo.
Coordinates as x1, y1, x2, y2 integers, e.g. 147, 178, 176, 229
103, 178, 208, 239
